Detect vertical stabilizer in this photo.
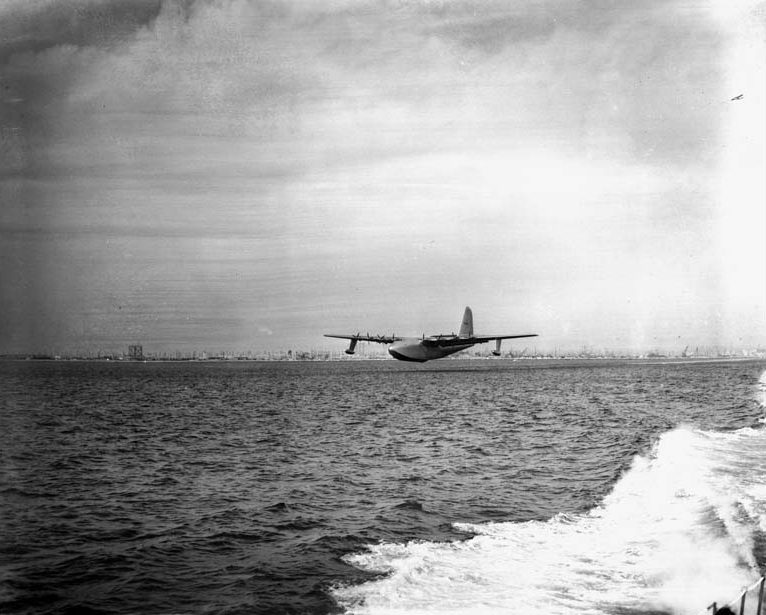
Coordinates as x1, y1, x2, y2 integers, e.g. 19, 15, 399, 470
459, 306, 473, 338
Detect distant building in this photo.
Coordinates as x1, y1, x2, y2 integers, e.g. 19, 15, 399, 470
128, 344, 143, 360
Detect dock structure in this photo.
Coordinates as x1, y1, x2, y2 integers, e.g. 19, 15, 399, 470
707, 575, 765, 615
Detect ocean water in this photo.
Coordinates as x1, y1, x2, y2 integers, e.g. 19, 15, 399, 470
0, 359, 765, 615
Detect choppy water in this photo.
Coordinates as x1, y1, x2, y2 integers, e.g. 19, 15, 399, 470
1, 359, 765, 615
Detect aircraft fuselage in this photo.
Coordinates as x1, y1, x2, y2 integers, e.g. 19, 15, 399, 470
387, 338, 473, 362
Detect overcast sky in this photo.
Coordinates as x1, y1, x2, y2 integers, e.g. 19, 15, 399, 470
1, 0, 764, 356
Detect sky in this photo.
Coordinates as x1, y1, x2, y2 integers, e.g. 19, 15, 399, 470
0, 0, 764, 356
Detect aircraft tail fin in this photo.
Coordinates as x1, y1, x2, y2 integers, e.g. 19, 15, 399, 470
459, 306, 473, 338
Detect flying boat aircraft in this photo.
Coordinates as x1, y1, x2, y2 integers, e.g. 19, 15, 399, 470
325, 307, 537, 362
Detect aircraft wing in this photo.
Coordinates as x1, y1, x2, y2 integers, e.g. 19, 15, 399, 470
470, 334, 538, 343
424, 334, 537, 347
324, 333, 400, 344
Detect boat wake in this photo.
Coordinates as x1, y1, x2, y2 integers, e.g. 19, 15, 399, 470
333, 373, 766, 615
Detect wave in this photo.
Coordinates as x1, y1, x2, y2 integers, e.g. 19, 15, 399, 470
333, 377, 766, 615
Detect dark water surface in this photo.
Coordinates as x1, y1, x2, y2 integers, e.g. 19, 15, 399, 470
1, 359, 765, 615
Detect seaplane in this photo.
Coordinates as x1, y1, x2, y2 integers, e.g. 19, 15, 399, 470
325, 307, 538, 362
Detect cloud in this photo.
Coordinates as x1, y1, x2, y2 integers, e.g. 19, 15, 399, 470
2, 0, 728, 178
0, 0, 762, 353
0, 0, 165, 62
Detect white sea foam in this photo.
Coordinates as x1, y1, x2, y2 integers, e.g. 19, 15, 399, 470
758, 370, 766, 408
334, 391, 766, 615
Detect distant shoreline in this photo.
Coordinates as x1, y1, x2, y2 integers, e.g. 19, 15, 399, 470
2, 355, 765, 364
